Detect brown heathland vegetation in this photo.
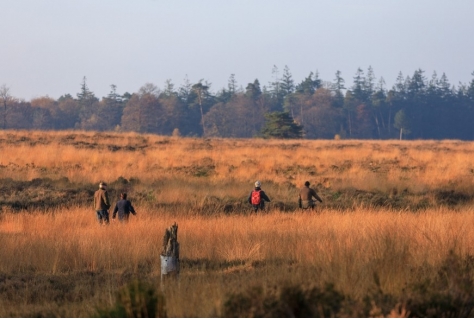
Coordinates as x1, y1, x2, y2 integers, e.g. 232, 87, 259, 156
1, 130, 474, 317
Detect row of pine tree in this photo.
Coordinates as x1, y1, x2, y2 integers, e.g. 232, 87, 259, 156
1, 66, 474, 140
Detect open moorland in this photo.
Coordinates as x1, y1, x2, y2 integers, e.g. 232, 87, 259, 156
1, 130, 474, 317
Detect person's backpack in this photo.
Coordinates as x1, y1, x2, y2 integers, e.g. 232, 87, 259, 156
251, 190, 261, 205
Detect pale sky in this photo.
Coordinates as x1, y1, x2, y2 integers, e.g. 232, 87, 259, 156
1, 0, 473, 100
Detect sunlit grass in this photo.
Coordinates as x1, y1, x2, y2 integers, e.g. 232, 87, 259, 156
2, 131, 474, 316
2, 131, 474, 196
2, 207, 474, 275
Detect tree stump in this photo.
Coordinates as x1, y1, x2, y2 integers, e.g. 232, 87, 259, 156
160, 222, 179, 283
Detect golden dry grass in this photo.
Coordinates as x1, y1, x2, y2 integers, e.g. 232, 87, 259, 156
1, 131, 474, 193
1, 130, 474, 316
2, 206, 474, 316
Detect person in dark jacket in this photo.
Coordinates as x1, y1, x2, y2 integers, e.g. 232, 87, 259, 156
113, 193, 137, 222
94, 181, 111, 224
248, 181, 271, 212
298, 181, 323, 210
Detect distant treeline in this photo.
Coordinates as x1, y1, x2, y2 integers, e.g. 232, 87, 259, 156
1, 66, 474, 140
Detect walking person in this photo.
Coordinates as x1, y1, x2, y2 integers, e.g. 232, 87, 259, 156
298, 181, 323, 210
94, 181, 111, 224
248, 181, 271, 213
112, 192, 137, 222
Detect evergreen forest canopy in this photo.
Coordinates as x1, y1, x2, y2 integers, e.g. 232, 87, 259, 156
1, 66, 474, 140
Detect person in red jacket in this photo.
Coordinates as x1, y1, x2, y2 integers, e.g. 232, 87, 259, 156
248, 181, 271, 213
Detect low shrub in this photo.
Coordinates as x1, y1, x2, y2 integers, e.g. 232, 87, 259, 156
97, 280, 166, 318
404, 250, 474, 317
222, 283, 346, 317
222, 252, 474, 317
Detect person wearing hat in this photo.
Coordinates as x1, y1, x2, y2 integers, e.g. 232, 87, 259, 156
298, 181, 322, 210
112, 192, 137, 222
248, 180, 271, 213
94, 181, 111, 224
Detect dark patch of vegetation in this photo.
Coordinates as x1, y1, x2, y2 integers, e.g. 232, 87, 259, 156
0, 177, 144, 212
404, 250, 474, 317
223, 283, 346, 317
435, 190, 472, 206
0, 178, 93, 212
319, 186, 473, 211
97, 280, 167, 318
1, 175, 472, 213
181, 258, 247, 271
0, 270, 159, 317
222, 251, 474, 317
180, 258, 296, 272
2, 252, 474, 317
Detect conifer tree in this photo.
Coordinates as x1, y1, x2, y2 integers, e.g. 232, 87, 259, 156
280, 65, 295, 96
260, 111, 303, 139
76, 76, 98, 127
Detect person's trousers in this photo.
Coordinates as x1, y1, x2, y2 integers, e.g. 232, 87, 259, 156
96, 210, 109, 224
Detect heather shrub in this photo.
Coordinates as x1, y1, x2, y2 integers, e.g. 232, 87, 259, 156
403, 251, 474, 317
97, 280, 167, 318
222, 283, 346, 317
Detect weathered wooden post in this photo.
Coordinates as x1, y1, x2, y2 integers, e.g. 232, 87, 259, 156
160, 222, 180, 285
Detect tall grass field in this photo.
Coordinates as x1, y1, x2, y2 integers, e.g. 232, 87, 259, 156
1, 130, 474, 317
